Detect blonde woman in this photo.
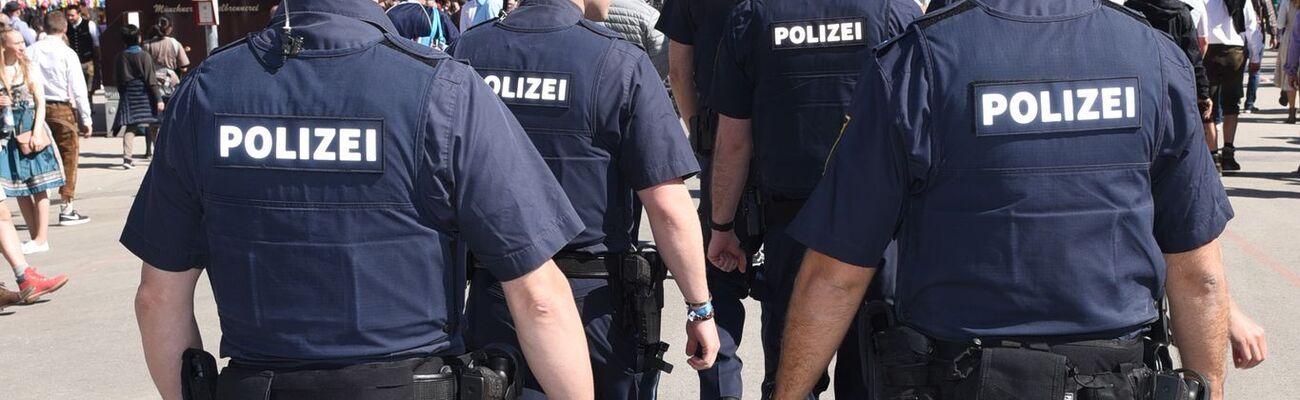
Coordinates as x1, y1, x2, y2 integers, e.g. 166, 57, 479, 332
0, 24, 63, 255
0, 24, 68, 306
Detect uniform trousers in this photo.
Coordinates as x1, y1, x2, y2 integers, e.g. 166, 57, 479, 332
466, 273, 659, 400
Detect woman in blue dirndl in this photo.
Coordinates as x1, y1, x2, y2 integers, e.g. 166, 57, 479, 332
0, 23, 65, 255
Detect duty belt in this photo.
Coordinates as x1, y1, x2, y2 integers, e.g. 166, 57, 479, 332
474, 252, 611, 279
762, 197, 807, 228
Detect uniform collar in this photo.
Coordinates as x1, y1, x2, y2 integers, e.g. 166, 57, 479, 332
262, 0, 399, 51
498, 0, 584, 31
975, 0, 1099, 20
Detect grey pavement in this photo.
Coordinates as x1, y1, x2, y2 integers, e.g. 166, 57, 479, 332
3, 55, 1300, 398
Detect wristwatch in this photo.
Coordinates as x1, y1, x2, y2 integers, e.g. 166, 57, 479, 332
687, 301, 715, 322
710, 220, 735, 232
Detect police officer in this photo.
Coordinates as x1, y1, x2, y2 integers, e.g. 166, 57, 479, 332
124, 1, 596, 399
655, 1, 750, 398
451, 0, 720, 398
774, 1, 1234, 399
706, 0, 920, 398
387, 0, 460, 50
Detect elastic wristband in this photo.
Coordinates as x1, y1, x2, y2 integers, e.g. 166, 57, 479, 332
710, 220, 734, 232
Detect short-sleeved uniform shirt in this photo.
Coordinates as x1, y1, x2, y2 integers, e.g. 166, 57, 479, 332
451, 0, 699, 256
120, 0, 582, 368
790, 0, 1233, 341
710, 0, 921, 199
655, 0, 740, 108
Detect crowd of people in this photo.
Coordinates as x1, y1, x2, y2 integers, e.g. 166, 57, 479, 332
0, 3, 188, 311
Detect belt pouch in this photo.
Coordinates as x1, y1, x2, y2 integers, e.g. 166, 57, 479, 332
959, 347, 1069, 400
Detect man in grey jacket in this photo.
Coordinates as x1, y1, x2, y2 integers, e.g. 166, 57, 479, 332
602, 0, 668, 79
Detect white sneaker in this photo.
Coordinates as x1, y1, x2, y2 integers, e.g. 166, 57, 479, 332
21, 241, 49, 255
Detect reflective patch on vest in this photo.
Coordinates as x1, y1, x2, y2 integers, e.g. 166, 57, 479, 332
771, 17, 868, 50
973, 78, 1141, 136
478, 69, 571, 108
214, 114, 384, 173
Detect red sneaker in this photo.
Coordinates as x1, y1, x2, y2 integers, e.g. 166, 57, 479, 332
17, 267, 68, 303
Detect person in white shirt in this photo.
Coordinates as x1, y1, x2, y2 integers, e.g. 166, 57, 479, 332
459, 0, 502, 29
1200, 0, 1263, 172
27, 11, 90, 226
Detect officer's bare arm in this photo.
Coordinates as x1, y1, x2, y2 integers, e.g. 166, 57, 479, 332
708, 116, 752, 271
1164, 240, 1229, 399
774, 250, 875, 400
500, 260, 595, 400
135, 263, 203, 400
639, 179, 720, 370
668, 40, 697, 128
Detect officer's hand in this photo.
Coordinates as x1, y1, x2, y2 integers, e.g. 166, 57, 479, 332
80, 124, 92, 138
685, 318, 720, 371
1230, 309, 1268, 369
707, 230, 746, 273
1250, 63, 1262, 74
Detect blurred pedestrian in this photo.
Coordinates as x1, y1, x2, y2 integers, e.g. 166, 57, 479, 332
460, 0, 502, 29
110, 25, 162, 170
142, 17, 189, 159
29, 10, 91, 226
1, 2, 33, 45
602, 0, 667, 79
1200, 0, 1262, 172
1276, 0, 1298, 123
65, 6, 98, 94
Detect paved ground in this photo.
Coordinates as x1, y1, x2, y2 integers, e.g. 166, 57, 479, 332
3, 56, 1299, 398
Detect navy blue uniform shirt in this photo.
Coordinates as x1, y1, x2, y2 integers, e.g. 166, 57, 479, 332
120, 0, 582, 368
710, 0, 921, 199
451, 0, 699, 256
790, 0, 1233, 341
655, 0, 738, 107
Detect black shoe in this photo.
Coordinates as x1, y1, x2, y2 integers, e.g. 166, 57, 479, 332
1221, 148, 1241, 171
1283, 93, 1290, 106
58, 210, 90, 226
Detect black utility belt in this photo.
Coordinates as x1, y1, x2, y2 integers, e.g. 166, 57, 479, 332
762, 197, 806, 228
870, 326, 1209, 400
191, 346, 522, 400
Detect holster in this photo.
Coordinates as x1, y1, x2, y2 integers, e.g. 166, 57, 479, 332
197, 346, 523, 400
689, 107, 719, 156
182, 348, 219, 400
608, 248, 674, 374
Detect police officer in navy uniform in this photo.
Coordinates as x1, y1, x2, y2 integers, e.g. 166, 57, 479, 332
655, 1, 750, 398
774, 1, 1234, 399
123, 0, 597, 399
706, 0, 920, 398
451, 0, 720, 398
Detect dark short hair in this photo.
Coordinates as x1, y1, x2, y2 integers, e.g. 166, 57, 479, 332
121, 24, 140, 45
43, 11, 67, 34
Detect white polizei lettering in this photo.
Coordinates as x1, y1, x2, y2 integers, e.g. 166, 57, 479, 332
827, 23, 840, 42
1125, 87, 1137, 118
982, 93, 1008, 126
541, 79, 557, 101
790, 26, 805, 44
298, 128, 311, 160
1100, 87, 1123, 119
514, 76, 526, 99
314, 128, 337, 161
524, 77, 543, 100
1063, 90, 1075, 121
557, 80, 568, 101
483, 75, 502, 95
245, 126, 273, 159
774, 27, 789, 46
1076, 88, 1100, 121
219, 125, 242, 157
499, 76, 516, 98
1009, 92, 1038, 124
366, 129, 378, 162
849, 22, 861, 41
274, 127, 297, 160
338, 128, 363, 161
1039, 91, 1062, 123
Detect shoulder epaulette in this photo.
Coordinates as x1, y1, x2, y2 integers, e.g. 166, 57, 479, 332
381, 35, 447, 68
207, 36, 249, 57
464, 16, 501, 33
1100, 1, 1151, 26
914, 0, 978, 29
